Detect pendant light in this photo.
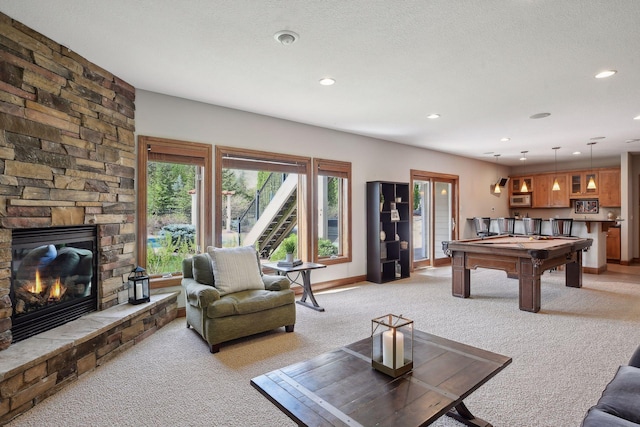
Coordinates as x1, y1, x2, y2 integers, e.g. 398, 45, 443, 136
587, 142, 597, 190
493, 154, 501, 194
520, 151, 529, 192
552, 147, 561, 191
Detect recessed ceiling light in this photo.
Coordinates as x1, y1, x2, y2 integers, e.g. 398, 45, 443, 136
274, 30, 299, 45
530, 113, 551, 119
500, 137, 510, 142
427, 114, 440, 119
319, 77, 335, 86
590, 136, 606, 140
634, 115, 640, 120
573, 151, 581, 155
595, 70, 617, 79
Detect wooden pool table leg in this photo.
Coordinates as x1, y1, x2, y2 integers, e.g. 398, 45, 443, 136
565, 250, 583, 288
451, 251, 471, 298
518, 257, 541, 312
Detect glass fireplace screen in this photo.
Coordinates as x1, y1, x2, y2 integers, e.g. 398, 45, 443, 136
11, 226, 98, 342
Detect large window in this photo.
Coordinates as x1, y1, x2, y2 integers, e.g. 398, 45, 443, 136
313, 159, 351, 264
215, 146, 311, 261
137, 136, 212, 285
138, 140, 350, 287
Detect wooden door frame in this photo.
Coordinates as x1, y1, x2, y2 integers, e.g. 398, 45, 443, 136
410, 170, 459, 270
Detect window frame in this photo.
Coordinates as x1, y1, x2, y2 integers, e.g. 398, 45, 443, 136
312, 158, 352, 265
137, 136, 213, 288
215, 146, 312, 261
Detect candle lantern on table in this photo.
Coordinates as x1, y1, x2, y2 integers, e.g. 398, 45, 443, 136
128, 266, 150, 305
371, 314, 413, 377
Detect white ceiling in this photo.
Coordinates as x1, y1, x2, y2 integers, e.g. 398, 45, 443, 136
1, 0, 639, 166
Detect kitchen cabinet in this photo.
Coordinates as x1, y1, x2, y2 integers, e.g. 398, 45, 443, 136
599, 168, 621, 207
532, 173, 569, 208
366, 181, 411, 283
549, 174, 569, 207
569, 171, 598, 198
511, 176, 532, 194
606, 226, 621, 261
510, 167, 619, 209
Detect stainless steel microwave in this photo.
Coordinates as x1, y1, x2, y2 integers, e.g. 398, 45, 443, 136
510, 194, 531, 207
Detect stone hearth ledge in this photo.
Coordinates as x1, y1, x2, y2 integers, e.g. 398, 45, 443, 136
0, 292, 178, 380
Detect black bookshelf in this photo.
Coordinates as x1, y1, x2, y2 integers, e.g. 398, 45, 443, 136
366, 181, 411, 283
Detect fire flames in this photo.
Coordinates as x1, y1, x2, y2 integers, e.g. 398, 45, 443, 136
27, 269, 65, 301
50, 277, 63, 299
29, 269, 44, 294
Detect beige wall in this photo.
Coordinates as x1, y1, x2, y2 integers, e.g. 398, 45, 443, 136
135, 90, 514, 284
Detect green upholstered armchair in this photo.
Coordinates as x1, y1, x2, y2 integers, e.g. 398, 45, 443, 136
182, 246, 296, 353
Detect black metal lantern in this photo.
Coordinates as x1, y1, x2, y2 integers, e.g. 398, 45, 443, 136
371, 314, 414, 378
128, 266, 150, 304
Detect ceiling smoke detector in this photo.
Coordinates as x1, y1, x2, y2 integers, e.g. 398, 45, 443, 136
274, 31, 298, 46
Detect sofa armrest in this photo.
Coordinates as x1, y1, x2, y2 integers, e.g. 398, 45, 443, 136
262, 274, 291, 291
587, 365, 640, 425
182, 277, 220, 307
628, 345, 640, 368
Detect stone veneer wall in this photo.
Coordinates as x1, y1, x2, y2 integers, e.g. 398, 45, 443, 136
0, 11, 137, 350
0, 293, 178, 424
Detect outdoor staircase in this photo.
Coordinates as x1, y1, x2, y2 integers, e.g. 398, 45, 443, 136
243, 174, 297, 258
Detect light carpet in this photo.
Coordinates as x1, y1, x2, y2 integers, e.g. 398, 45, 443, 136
7, 265, 640, 427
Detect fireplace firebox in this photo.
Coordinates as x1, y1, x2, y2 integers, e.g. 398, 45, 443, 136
10, 226, 98, 343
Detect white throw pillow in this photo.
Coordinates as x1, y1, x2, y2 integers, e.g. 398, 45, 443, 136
207, 246, 264, 296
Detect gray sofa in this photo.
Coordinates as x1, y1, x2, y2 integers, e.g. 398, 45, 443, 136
581, 345, 640, 426
181, 248, 296, 353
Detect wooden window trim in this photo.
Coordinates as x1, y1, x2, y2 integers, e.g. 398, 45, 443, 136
137, 136, 213, 287
215, 146, 312, 261
313, 158, 352, 265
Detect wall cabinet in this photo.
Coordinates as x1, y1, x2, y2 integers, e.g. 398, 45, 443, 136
366, 181, 411, 283
511, 177, 532, 194
599, 169, 621, 207
532, 174, 569, 208
569, 171, 598, 198
510, 167, 620, 209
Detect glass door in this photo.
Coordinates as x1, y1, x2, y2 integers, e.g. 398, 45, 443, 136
412, 180, 430, 264
411, 171, 458, 269
433, 180, 454, 266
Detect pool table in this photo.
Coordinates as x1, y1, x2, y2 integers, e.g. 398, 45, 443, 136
442, 235, 593, 312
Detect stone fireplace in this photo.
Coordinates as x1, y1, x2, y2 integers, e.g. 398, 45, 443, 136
11, 226, 98, 342
0, 12, 178, 424
0, 11, 137, 350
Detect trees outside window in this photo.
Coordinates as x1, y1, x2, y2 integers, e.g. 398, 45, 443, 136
137, 136, 212, 281
138, 140, 351, 284
313, 159, 351, 264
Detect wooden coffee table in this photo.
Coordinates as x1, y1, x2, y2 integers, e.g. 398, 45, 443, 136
251, 329, 511, 426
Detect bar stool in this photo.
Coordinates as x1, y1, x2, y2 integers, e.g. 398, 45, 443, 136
550, 218, 573, 236
496, 217, 515, 235
473, 217, 496, 238
523, 217, 542, 235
